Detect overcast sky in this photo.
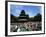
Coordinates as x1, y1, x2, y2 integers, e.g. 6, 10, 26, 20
10, 4, 41, 17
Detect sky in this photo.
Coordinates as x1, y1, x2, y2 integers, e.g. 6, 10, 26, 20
10, 4, 41, 17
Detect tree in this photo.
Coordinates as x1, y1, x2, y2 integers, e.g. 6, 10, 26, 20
29, 17, 34, 21
11, 14, 18, 23
29, 13, 42, 22
34, 13, 42, 22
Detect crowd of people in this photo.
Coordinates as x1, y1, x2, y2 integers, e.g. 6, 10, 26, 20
10, 22, 41, 32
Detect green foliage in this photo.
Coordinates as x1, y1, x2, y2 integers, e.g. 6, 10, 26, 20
29, 13, 42, 22
34, 13, 42, 22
